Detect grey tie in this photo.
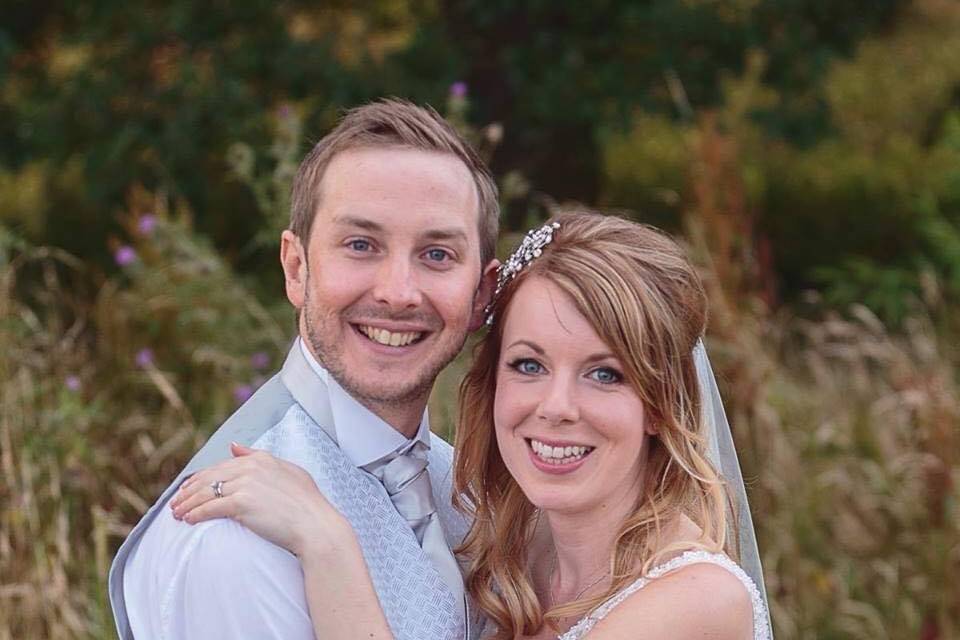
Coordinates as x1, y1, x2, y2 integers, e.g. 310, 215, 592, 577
365, 442, 465, 608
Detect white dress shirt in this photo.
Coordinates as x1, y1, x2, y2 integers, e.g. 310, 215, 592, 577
123, 338, 431, 639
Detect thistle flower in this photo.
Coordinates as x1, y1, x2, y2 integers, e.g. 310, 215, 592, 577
233, 384, 254, 404
250, 352, 270, 370
137, 215, 157, 236
135, 348, 154, 368
115, 246, 137, 267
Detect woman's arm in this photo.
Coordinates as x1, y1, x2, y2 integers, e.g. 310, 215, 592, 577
170, 443, 395, 639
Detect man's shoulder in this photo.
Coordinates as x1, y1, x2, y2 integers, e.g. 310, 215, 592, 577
185, 375, 296, 469
180, 517, 303, 581
128, 504, 305, 604
124, 503, 313, 638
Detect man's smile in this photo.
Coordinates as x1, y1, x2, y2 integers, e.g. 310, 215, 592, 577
352, 323, 430, 349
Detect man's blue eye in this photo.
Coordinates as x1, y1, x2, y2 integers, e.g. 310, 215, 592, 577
349, 239, 371, 252
425, 248, 450, 262
589, 368, 622, 384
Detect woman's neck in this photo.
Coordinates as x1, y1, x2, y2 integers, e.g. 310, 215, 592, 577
541, 488, 638, 604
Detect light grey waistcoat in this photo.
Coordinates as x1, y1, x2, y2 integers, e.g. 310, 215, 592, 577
108, 343, 476, 639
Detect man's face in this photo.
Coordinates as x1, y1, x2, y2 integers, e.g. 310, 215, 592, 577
283, 146, 494, 410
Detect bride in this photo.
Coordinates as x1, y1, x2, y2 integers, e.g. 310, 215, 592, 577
171, 211, 771, 639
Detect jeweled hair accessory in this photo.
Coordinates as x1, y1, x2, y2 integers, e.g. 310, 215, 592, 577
485, 221, 560, 325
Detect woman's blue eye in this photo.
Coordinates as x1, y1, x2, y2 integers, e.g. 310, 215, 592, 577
425, 248, 450, 262
589, 367, 622, 384
510, 359, 544, 375
348, 239, 371, 252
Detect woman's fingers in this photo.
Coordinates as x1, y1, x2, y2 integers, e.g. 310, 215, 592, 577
177, 443, 258, 492
170, 460, 248, 512
171, 476, 240, 520
182, 494, 241, 524
230, 441, 257, 457
169, 448, 287, 521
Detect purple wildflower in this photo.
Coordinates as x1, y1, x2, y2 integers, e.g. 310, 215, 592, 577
115, 245, 137, 267
135, 348, 154, 369
137, 214, 157, 236
65, 375, 81, 392
233, 384, 254, 404
250, 352, 270, 370
449, 81, 468, 99
277, 104, 292, 119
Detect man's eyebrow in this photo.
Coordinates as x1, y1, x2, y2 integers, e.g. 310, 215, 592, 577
504, 339, 545, 355
330, 215, 383, 232
422, 227, 469, 243
332, 216, 469, 243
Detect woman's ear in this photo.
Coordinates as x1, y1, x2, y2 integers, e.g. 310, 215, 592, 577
644, 409, 660, 436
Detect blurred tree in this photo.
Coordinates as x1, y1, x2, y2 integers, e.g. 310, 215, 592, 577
436, 0, 903, 228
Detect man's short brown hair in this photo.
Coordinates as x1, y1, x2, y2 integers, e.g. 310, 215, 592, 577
290, 98, 500, 267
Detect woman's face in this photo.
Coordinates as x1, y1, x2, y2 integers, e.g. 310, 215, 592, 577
494, 276, 654, 517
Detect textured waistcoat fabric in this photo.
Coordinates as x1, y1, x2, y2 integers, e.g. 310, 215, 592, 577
364, 441, 466, 607
108, 342, 476, 639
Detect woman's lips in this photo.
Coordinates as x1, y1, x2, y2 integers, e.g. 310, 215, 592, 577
526, 438, 595, 474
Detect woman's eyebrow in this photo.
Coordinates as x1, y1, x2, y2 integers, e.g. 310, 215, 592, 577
583, 352, 618, 364
504, 339, 544, 355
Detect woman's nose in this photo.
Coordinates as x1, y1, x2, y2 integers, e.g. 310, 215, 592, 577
535, 374, 580, 426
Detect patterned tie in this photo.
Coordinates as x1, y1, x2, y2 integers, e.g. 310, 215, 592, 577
365, 442, 465, 609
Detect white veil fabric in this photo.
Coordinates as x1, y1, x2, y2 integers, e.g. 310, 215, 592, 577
693, 339, 771, 622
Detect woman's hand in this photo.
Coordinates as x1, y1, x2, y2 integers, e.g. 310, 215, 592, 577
169, 442, 350, 559
172, 444, 396, 639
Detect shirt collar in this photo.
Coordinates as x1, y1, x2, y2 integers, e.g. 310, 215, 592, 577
297, 338, 430, 467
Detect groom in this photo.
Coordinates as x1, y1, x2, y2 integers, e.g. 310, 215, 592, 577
108, 99, 499, 639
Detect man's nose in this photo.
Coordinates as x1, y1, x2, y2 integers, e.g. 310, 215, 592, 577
372, 256, 423, 310
536, 374, 580, 426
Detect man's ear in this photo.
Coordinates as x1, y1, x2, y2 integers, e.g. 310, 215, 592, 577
468, 259, 500, 332
280, 230, 307, 309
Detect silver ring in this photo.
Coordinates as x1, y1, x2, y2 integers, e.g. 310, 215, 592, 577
211, 480, 225, 499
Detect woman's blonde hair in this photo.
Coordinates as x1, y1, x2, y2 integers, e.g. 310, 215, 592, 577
453, 210, 734, 637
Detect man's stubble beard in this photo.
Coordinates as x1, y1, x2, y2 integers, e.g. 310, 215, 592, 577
301, 287, 470, 409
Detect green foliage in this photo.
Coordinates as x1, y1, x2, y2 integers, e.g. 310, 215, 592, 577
601, 1, 960, 325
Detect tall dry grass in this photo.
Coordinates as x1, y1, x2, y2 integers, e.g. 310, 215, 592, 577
0, 200, 289, 638
682, 110, 959, 639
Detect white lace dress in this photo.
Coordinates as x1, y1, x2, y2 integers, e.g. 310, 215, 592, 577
558, 550, 771, 640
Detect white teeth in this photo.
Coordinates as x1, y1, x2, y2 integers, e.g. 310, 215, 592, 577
359, 326, 422, 347
529, 439, 593, 465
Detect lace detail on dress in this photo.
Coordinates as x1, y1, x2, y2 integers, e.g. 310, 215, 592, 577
557, 550, 771, 640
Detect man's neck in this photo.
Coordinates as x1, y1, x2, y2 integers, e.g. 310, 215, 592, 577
298, 336, 428, 440
359, 396, 429, 440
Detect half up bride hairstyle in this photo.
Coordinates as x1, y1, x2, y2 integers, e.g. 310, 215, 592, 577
453, 210, 735, 638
